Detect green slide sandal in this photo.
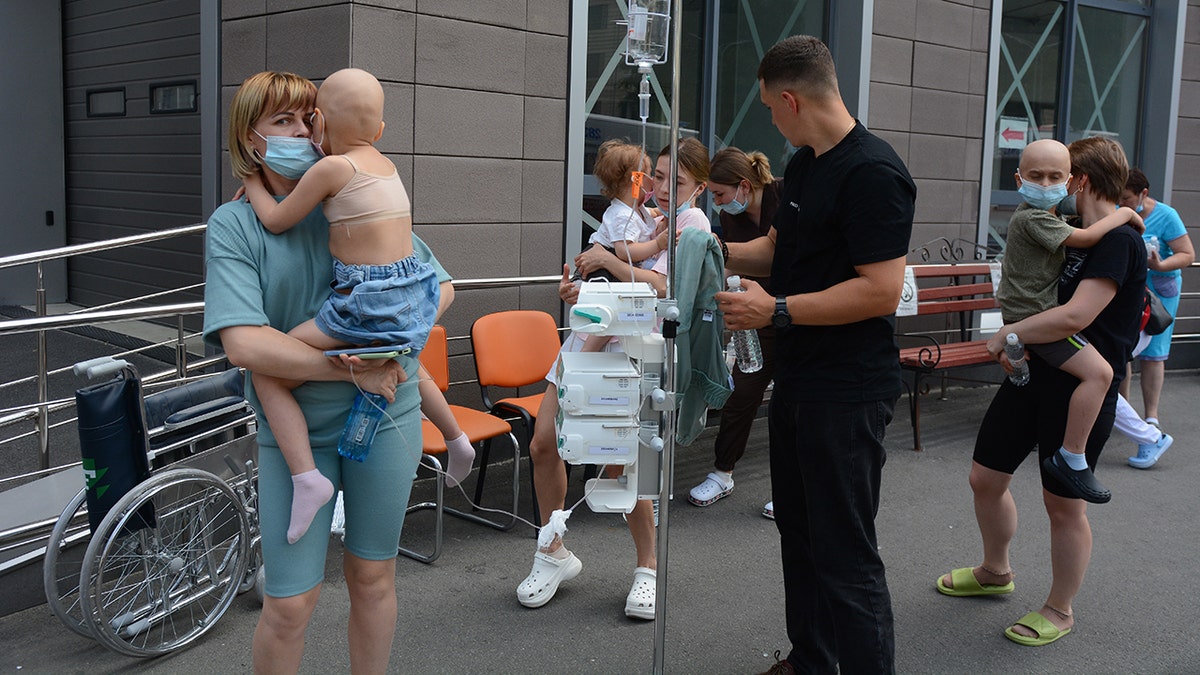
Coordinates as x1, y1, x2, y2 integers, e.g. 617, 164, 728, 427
1004, 611, 1071, 646
935, 567, 1014, 597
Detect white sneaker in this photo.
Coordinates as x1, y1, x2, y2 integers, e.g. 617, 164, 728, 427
516, 549, 582, 608
688, 473, 734, 506
761, 500, 774, 520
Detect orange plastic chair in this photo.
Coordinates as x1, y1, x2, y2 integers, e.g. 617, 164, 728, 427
469, 310, 562, 513
397, 325, 521, 564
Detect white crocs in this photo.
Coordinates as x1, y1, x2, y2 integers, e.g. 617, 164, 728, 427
688, 472, 734, 506
517, 550, 582, 608
625, 567, 657, 620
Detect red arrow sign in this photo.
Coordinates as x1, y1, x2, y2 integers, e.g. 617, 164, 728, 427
1001, 127, 1024, 142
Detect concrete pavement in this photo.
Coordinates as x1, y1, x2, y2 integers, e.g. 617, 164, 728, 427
2, 372, 1199, 673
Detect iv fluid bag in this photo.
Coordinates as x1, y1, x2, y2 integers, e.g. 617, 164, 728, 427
626, 0, 670, 65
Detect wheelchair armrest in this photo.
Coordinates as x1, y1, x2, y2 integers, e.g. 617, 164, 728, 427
162, 396, 250, 431
144, 369, 245, 429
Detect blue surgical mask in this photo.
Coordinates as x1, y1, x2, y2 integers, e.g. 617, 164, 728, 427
1017, 178, 1069, 211
1057, 193, 1077, 216
253, 129, 323, 179
1135, 202, 1144, 214
717, 184, 749, 215
655, 186, 700, 216
677, 186, 703, 216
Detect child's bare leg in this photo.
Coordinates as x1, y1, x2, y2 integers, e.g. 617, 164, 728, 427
1056, 344, 1113, 464
580, 334, 609, 352
418, 365, 474, 487
253, 371, 334, 544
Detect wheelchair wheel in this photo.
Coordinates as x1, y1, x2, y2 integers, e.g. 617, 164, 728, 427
79, 468, 250, 657
43, 487, 95, 639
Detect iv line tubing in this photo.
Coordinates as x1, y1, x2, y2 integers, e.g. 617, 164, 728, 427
652, 1, 683, 672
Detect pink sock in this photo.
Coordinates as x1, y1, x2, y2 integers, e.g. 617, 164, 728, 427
288, 469, 334, 544
444, 433, 475, 488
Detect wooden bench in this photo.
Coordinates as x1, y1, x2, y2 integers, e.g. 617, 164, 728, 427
896, 263, 1000, 451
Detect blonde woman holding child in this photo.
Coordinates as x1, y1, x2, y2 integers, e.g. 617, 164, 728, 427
241, 68, 472, 545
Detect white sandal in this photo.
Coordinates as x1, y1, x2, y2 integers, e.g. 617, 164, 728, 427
624, 567, 657, 620
516, 550, 582, 608
688, 473, 734, 506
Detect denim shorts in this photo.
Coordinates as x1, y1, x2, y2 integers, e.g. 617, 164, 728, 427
314, 254, 439, 352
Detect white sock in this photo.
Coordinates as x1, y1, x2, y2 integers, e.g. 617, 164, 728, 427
1058, 446, 1089, 471
443, 432, 475, 488
1146, 417, 1160, 427
713, 470, 733, 487
288, 469, 334, 544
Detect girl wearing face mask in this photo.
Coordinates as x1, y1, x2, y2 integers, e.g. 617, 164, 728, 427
689, 148, 782, 516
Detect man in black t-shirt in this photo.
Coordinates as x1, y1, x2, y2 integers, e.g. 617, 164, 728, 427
717, 36, 915, 675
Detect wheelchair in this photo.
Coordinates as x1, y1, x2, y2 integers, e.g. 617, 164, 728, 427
41, 357, 261, 657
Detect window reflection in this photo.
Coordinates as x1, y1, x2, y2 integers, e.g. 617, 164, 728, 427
1068, 7, 1147, 149
992, 2, 1065, 192
712, 0, 823, 170
991, 1, 1148, 193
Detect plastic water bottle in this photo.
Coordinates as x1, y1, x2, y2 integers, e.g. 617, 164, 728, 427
338, 392, 389, 461
726, 276, 763, 373
1147, 235, 1159, 259
1004, 333, 1030, 387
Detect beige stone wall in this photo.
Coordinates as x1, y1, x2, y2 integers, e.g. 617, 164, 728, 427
1172, 0, 1199, 350
1175, 1, 1200, 224
870, 0, 992, 262
220, 1, 569, 343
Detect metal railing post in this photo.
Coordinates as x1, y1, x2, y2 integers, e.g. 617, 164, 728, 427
35, 262, 49, 470
176, 315, 188, 378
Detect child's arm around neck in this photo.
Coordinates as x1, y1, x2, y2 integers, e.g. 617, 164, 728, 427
1063, 205, 1144, 249
244, 156, 348, 234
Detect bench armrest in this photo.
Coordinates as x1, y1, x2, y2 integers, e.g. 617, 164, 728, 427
897, 334, 942, 370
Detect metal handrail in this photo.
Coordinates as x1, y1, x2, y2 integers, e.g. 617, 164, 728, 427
0, 213, 561, 481
0, 223, 207, 270
0, 303, 205, 336
0, 278, 563, 339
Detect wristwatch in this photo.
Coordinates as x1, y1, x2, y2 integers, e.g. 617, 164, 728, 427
772, 295, 792, 329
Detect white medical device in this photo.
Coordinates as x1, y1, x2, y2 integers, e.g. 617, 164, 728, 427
555, 280, 669, 514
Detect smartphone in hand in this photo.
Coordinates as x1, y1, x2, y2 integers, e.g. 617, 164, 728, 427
323, 345, 412, 360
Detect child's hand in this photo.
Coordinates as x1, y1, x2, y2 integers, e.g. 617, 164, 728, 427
656, 228, 670, 251
559, 264, 580, 305
239, 172, 265, 201
1122, 207, 1146, 234
332, 354, 407, 402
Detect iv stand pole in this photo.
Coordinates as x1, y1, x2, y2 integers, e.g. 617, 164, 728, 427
652, 0, 683, 672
